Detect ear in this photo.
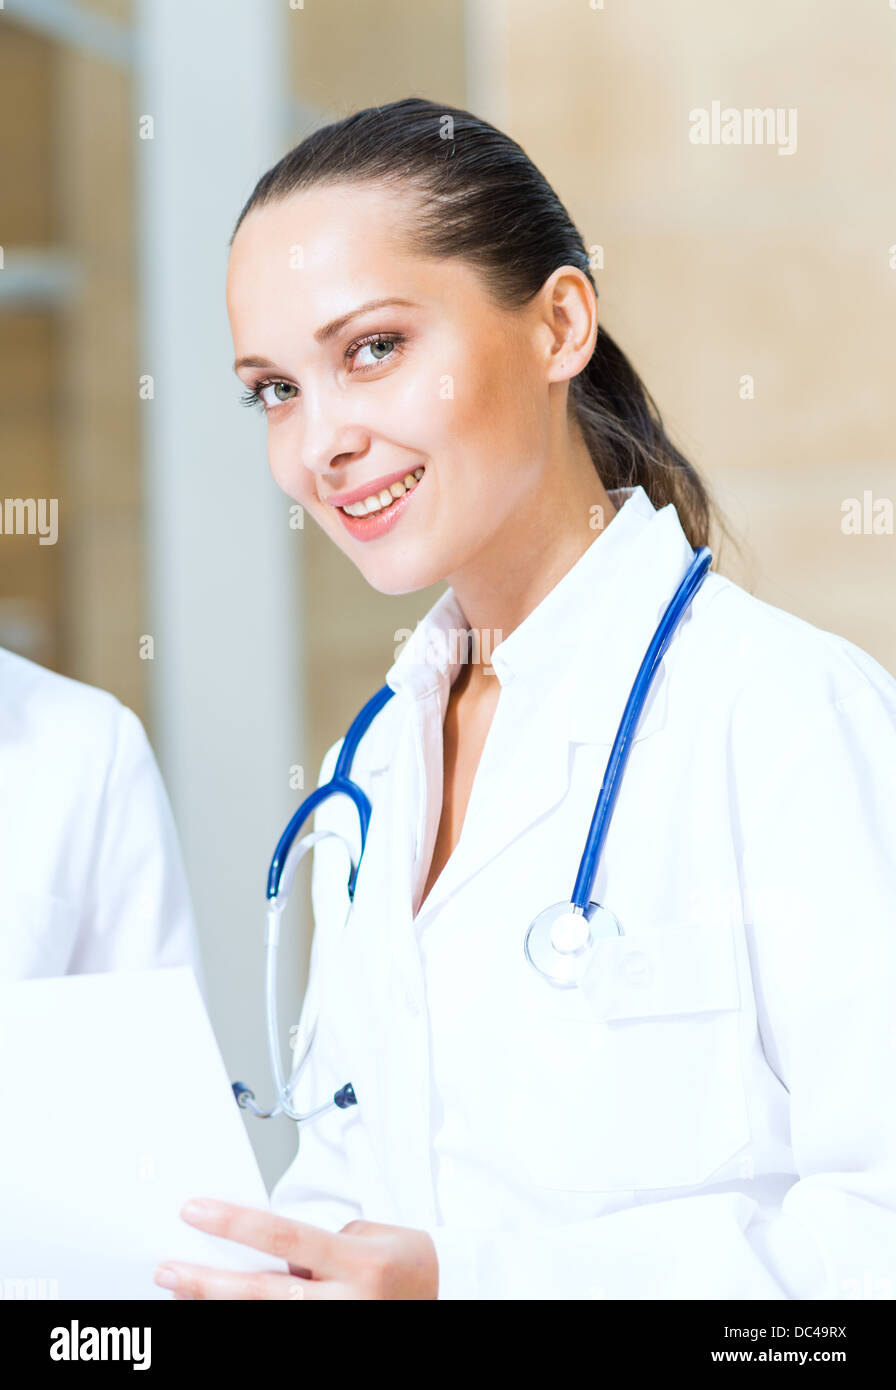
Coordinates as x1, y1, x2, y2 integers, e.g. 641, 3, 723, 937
539, 265, 599, 385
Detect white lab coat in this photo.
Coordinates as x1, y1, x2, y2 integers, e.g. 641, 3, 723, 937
0, 648, 203, 987
271, 485, 896, 1300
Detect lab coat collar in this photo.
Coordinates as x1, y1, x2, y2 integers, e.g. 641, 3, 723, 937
381, 483, 697, 750
383, 588, 469, 703
484, 485, 658, 693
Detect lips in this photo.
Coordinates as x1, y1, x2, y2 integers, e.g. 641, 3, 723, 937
338, 468, 425, 517
325, 465, 424, 511
331, 466, 425, 542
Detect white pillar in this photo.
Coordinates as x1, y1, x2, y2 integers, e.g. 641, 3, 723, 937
136, 0, 303, 1186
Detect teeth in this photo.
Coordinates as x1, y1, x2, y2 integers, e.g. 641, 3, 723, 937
342, 467, 424, 517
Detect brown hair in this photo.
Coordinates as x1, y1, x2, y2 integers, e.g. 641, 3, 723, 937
234, 96, 732, 556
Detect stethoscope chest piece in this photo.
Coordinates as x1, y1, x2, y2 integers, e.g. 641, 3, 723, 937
524, 899, 623, 988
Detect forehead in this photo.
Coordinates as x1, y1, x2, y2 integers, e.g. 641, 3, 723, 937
233, 183, 411, 268
226, 182, 479, 337
229, 186, 411, 310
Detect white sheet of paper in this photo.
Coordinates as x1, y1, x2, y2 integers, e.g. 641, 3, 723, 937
0, 966, 289, 1298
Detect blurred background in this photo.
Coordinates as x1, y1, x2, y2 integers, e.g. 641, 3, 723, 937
1, 0, 894, 1186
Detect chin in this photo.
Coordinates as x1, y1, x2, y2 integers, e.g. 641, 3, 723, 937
359, 553, 448, 598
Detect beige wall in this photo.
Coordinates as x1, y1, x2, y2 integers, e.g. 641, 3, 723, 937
289, 0, 466, 114
0, 5, 144, 720
502, 0, 895, 667
0, 26, 61, 673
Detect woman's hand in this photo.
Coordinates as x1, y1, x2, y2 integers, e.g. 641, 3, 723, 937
153, 1199, 439, 1300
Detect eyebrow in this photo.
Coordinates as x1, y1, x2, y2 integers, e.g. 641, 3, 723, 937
233, 296, 421, 372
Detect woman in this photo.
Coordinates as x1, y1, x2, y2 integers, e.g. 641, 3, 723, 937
154, 97, 896, 1300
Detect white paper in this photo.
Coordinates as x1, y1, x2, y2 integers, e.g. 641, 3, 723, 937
0, 966, 289, 1298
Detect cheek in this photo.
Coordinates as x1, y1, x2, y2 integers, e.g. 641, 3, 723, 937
437, 352, 545, 506
265, 422, 313, 503
458, 336, 541, 444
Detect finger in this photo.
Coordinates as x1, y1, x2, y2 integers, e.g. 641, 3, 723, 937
179, 1199, 340, 1275
289, 1278, 358, 1301
154, 1262, 307, 1302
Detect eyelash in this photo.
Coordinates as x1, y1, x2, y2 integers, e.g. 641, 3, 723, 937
239, 332, 407, 410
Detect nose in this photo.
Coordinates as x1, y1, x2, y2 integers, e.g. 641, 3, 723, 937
299, 380, 370, 482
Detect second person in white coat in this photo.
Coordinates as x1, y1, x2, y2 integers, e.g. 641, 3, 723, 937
0, 647, 202, 987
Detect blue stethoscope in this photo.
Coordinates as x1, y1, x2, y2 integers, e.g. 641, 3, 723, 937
233, 545, 713, 1124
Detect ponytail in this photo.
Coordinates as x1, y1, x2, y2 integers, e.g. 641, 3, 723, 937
570, 326, 712, 549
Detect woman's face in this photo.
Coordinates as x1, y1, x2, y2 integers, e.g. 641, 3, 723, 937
226, 181, 572, 596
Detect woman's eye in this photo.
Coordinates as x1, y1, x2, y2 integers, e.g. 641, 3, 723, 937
260, 380, 298, 407
349, 335, 403, 370
241, 336, 404, 412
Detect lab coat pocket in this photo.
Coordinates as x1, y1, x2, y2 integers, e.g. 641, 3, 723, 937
0, 891, 79, 980
518, 921, 751, 1193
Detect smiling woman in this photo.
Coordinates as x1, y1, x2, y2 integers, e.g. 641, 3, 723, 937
156, 96, 896, 1303
225, 96, 721, 601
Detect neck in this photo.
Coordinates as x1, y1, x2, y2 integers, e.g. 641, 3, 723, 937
447, 434, 618, 697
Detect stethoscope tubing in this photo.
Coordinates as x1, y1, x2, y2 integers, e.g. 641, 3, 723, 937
570, 545, 712, 909
266, 684, 396, 902
238, 829, 355, 1120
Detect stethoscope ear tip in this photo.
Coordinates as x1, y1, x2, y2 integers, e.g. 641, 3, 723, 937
333, 1082, 357, 1109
